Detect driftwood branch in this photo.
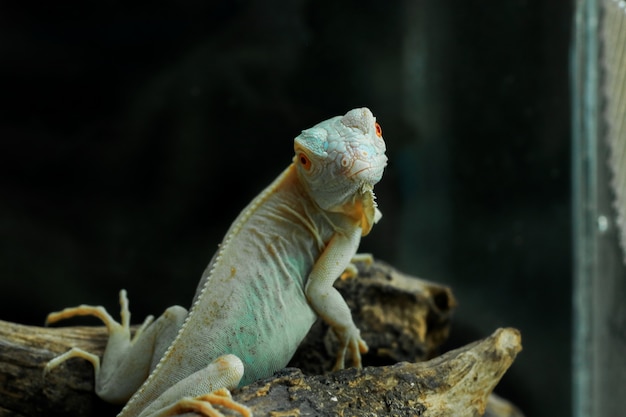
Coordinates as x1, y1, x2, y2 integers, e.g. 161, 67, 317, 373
232, 327, 521, 417
0, 260, 521, 417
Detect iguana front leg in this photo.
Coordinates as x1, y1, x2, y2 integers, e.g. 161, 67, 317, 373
305, 227, 369, 371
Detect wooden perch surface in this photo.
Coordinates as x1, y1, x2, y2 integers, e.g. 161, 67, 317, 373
231, 327, 521, 417
0, 260, 522, 417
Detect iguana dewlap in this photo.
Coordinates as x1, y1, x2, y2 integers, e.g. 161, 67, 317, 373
44, 108, 388, 417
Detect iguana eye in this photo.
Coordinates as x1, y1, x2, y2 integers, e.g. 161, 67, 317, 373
375, 122, 382, 138
298, 152, 312, 170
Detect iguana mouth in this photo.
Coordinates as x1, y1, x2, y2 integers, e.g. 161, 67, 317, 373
347, 156, 387, 183
348, 166, 371, 178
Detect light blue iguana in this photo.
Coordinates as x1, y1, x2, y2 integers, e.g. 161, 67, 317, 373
44, 108, 388, 417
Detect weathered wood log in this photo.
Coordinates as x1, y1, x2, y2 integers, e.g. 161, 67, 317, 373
0, 321, 115, 417
228, 327, 521, 416
0, 260, 521, 417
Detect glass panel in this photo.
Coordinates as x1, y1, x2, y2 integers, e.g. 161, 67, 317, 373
572, 1, 626, 416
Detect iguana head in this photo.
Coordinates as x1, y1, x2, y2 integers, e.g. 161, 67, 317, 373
293, 107, 387, 235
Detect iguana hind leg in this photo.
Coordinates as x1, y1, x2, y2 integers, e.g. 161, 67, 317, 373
44, 290, 187, 404
135, 355, 249, 417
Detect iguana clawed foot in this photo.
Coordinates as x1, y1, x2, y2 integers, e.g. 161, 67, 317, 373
332, 326, 369, 371
45, 289, 154, 337
44, 289, 154, 377
43, 290, 170, 404
156, 389, 251, 417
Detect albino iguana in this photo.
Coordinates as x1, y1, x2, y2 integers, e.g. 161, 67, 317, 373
44, 107, 388, 417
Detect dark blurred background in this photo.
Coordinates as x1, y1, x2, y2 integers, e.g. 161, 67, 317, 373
0, 2, 572, 416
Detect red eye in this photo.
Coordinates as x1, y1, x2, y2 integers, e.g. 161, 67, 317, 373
298, 152, 312, 170
375, 122, 383, 138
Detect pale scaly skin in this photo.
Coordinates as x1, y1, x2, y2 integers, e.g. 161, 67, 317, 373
44, 108, 387, 417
